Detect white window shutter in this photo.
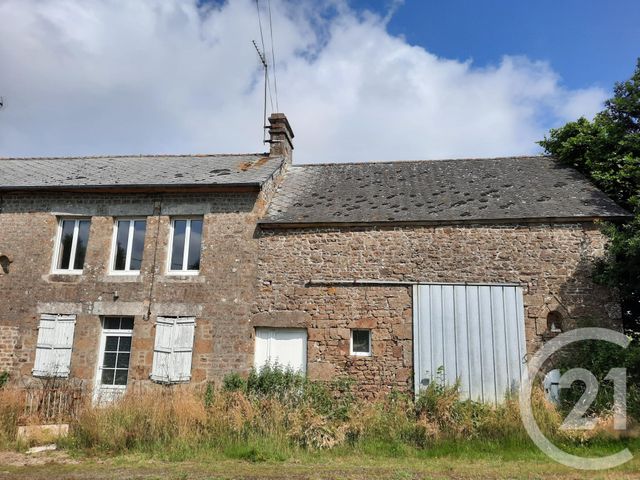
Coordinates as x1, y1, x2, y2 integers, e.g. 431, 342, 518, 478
33, 314, 76, 377
151, 317, 174, 383
172, 318, 195, 382
151, 317, 195, 383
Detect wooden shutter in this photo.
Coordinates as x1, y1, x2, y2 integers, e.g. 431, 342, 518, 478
33, 314, 76, 377
150, 317, 195, 383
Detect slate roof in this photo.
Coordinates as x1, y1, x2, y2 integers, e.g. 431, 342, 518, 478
0, 153, 282, 191
260, 156, 629, 226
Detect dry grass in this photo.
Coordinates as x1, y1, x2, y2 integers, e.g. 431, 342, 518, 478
0, 372, 637, 462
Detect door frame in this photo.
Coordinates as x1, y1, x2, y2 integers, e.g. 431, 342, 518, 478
93, 317, 134, 403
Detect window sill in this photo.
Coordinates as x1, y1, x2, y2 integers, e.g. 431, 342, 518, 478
43, 273, 86, 283
101, 273, 143, 283
157, 273, 207, 283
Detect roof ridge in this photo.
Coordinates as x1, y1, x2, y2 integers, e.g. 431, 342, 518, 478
0, 152, 269, 161
291, 155, 553, 168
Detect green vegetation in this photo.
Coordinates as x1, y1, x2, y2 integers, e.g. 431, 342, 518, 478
0, 367, 638, 478
553, 337, 640, 421
540, 59, 640, 335
3, 368, 615, 460
0, 371, 9, 389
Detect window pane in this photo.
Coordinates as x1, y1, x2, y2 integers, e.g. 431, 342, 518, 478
73, 220, 90, 270
187, 220, 202, 270
129, 221, 146, 271
114, 369, 129, 385
120, 318, 134, 332
103, 352, 116, 368
104, 335, 119, 349
352, 330, 370, 353
101, 369, 115, 385
170, 220, 187, 270
57, 220, 75, 270
104, 318, 121, 330
116, 353, 130, 369
114, 221, 130, 271
119, 335, 132, 351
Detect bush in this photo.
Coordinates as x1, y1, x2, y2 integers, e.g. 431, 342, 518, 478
554, 338, 640, 421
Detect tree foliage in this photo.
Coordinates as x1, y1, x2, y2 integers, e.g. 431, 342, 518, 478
539, 59, 640, 334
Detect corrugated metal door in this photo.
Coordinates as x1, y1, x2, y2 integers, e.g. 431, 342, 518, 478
413, 284, 527, 403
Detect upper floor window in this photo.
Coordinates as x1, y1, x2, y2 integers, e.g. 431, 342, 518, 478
112, 219, 146, 273
53, 218, 90, 273
168, 218, 202, 273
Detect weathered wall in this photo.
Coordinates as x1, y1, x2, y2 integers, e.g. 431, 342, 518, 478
0, 190, 265, 387
255, 223, 620, 397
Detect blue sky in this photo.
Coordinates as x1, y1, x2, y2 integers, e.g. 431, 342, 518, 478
355, 0, 640, 92
1, 0, 637, 162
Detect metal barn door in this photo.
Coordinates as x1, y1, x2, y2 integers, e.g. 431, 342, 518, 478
413, 284, 527, 403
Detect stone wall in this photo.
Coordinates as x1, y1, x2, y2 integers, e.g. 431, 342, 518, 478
255, 222, 620, 397
0, 325, 20, 374
0, 190, 266, 387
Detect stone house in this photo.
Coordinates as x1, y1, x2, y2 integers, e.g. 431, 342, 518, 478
0, 113, 629, 401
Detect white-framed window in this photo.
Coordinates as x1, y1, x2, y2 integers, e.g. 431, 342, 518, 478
110, 219, 147, 273
94, 316, 134, 402
167, 218, 203, 273
52, 218, 91, 273
33, 314, 76, 377
350, 329, 372, 357
150, 316, 196, 383
254, 328, 307, 374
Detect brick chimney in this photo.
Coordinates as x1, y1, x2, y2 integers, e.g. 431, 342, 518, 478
267, 113, 294, 163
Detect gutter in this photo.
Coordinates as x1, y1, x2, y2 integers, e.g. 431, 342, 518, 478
258, 215, 632, 229
0, 183, 263, 194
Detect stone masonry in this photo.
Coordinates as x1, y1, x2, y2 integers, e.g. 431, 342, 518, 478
0, 190, 266, 389
255, 223, 620, 397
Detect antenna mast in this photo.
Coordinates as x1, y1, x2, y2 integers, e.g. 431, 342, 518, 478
252, 40, 268, 144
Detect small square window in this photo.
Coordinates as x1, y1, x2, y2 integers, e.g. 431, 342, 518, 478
350, 329, 371, 356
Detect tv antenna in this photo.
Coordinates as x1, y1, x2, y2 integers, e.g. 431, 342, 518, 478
252, 40, 268, 144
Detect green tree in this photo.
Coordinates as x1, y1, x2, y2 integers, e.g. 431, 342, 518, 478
540, 59, 640, 335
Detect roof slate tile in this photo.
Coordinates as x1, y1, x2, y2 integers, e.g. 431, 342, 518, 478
260, 156, 629, 225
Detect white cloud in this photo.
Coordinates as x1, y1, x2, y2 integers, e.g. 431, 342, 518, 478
0, 0, 607, 163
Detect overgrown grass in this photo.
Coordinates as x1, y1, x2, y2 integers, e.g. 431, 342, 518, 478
1, 366, 637, 462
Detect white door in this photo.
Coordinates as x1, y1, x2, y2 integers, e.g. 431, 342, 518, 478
413, 284, 527, 403
254, 328, 307, 374
94, 316, 134, 403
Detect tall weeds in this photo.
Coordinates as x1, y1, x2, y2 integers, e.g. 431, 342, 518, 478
57, 368, 638, 458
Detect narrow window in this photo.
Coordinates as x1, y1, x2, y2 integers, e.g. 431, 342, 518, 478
95, 317, 133, 402
169, 219, 202, 272
112, 219, 147, 272
54, 219, 91, 272
350, 329, 371, 356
